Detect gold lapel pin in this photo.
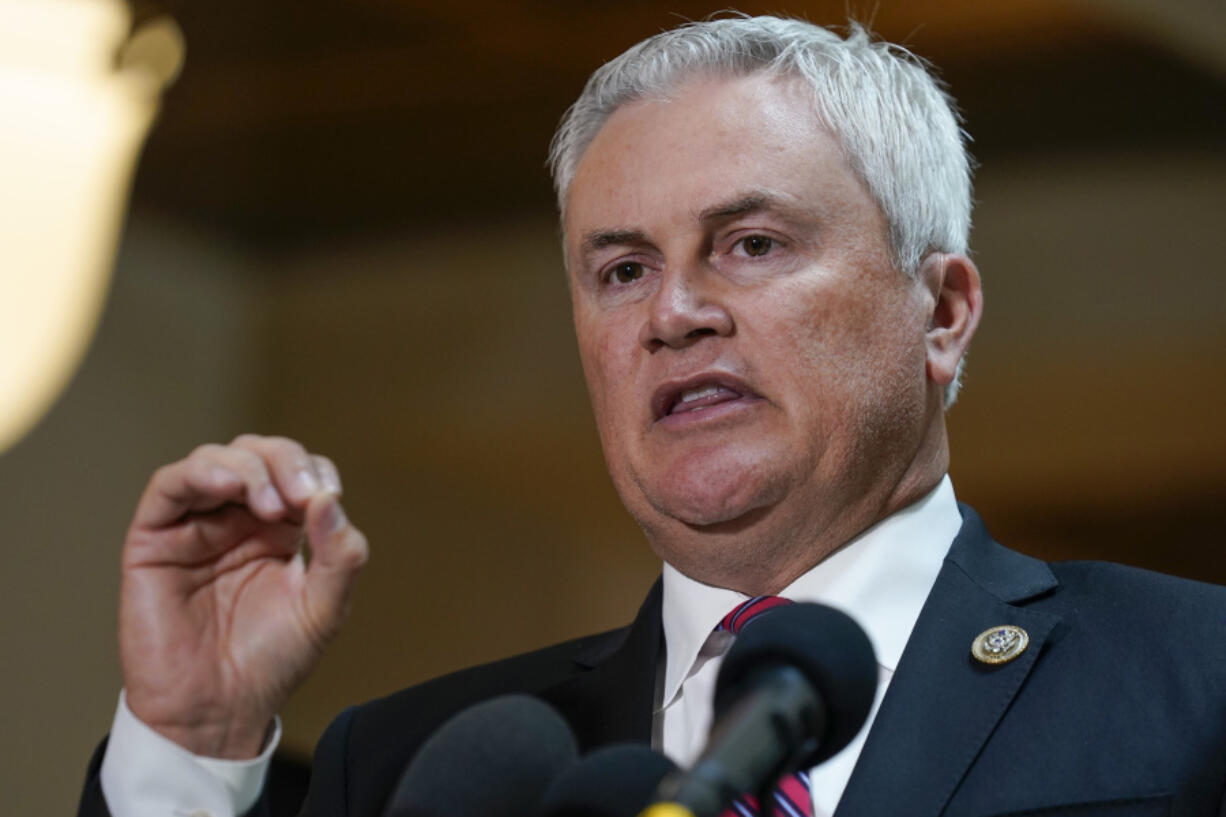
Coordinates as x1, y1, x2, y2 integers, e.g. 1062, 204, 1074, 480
971, 625, 1029, 666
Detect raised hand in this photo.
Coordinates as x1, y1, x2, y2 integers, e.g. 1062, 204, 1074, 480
118, 434, 368, 758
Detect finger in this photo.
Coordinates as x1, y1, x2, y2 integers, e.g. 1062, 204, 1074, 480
301, 493, 367, 642
138, 505, 303, 569
133, 444, 286, 529
231, 434, 328, 507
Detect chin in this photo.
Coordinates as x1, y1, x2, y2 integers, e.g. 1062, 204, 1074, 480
639, 450, 789, 528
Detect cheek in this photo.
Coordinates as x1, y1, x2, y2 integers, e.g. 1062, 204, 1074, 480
768, 284, 866, 377
767, 279, 924, 410
576, 325, 632, 436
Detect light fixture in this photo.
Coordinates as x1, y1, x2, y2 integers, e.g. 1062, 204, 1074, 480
0, 0, 183, 452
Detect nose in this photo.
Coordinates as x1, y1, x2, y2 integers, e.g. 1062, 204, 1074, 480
638, 266, 734, 351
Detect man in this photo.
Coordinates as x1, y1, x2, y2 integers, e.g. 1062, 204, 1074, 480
79, 16, 1226, 817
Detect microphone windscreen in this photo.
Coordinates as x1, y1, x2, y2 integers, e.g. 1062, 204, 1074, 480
537, 744, 678, 817
714, 602, 877, 765
385, 694, 578, 817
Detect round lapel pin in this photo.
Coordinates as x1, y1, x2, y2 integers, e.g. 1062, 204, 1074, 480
971, 625, 1029, 665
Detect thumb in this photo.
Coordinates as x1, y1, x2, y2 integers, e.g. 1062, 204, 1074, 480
302, 492, 368, 639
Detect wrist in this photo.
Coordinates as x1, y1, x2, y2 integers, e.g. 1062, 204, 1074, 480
149, 719, 275, 760
126, 691, 275, 759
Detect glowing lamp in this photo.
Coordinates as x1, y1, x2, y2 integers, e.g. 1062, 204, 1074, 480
0, 0, 182, 451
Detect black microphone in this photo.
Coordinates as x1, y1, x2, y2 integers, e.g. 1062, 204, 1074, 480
538, 744, 679, 817
652, 603, 877, 817
384, 694, 579, 817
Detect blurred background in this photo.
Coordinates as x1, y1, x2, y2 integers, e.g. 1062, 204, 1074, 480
0, 0, 1223, 812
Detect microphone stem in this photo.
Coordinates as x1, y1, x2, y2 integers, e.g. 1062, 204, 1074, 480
653, 665, 823, 817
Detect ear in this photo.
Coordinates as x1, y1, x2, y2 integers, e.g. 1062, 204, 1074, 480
918, 253, 983, 389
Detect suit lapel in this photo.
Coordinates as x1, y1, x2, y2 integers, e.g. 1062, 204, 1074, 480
836, 506, 1062, 817
540, 578, 663, 751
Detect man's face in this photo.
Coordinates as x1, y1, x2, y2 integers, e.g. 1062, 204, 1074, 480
564, 73, 942, 584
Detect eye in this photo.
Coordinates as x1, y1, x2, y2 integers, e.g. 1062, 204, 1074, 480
610, 262, 644, 284
740, 235, 773, 257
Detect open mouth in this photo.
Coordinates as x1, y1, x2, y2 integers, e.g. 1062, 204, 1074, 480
652, 375, 758, 421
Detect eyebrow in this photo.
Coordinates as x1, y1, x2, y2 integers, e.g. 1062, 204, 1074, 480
696, 193, 776, 222
580, 229, 647, 255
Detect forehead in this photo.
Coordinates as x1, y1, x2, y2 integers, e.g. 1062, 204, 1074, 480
562, 73, 872, 256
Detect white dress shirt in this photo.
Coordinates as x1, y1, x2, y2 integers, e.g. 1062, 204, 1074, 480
101, 476, 961, 817
657, 476, 960, 816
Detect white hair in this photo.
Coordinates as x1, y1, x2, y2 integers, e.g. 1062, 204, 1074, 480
547, 15, 975, 403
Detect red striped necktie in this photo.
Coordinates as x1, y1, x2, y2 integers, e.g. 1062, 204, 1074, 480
716, 596, 813, 817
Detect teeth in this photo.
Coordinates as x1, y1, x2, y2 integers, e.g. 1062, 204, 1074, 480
679, 385, 722, 403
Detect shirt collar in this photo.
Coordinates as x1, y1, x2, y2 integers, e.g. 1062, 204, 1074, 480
659, 475, 961, 711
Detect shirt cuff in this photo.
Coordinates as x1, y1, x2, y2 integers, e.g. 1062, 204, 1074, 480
100, 690, 281, 817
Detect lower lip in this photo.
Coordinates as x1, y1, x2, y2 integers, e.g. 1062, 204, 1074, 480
655, 395, 763, 430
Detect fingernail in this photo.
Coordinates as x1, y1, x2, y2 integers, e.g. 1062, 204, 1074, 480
324, 497, 347, 533
258, 484, 284, 514
294, 469, 319, 498
321, 469, 342, 495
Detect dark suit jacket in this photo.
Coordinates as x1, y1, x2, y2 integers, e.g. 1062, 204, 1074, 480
78, 506, 1226, 816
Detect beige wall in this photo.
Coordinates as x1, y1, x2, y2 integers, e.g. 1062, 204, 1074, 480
956, 150, 1226, 495
1, 148, 1223, 812
950, 150, 1226, 570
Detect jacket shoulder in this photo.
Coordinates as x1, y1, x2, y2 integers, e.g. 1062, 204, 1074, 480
1046, 556, 1226, 622
1024, 557, 1226, 717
